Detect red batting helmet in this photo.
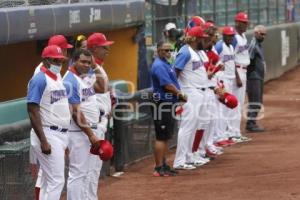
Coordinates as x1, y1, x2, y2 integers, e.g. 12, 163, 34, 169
203, 22, 215, 30
222, 26, 235, 35
220, 93, 238, 109
90, 140, 114, 161
42, 45, 66, 59
235, 12, 249, 23
48, 35, 73, 49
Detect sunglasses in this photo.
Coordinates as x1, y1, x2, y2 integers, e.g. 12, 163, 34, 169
162, 49, 174, 52
259, 32, 267, 36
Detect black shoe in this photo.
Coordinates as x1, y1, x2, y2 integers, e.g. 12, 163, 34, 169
246, 125, 265, 132
163, 164, 178, 175
153, 166, 168, 177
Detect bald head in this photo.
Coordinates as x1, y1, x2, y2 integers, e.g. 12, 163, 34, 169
254, 25, 267, 43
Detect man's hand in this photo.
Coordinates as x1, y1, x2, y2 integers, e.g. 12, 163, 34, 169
89, 134, 100, 146
236, 77, 243, 87
178, 92, 187, 102
41, 141, 51, 155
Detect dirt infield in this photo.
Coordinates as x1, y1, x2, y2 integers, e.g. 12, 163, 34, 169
99, 66, 300, 200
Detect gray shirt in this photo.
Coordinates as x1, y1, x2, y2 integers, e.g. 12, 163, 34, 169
247, 37, 266, 80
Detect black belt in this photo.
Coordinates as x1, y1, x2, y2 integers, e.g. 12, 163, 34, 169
196, 87, 206, 91
49, 126, 68, 133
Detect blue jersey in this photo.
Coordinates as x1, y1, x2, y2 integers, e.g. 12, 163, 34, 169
151, 57, 180, 102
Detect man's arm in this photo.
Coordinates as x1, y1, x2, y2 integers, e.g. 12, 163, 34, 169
27, 103, 51, 154
70, 104, 99, 145
92, 65, 109, 93
164, 84, 187, 102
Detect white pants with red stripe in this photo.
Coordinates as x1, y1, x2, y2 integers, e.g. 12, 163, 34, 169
173, 88, 209, 167
31, 128, 68, 200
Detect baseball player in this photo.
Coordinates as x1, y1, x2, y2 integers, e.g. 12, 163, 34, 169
27, 45, 70, 200
198, 22, 225, 157
85, 32, 114, 199
214, 26, 238, 142
173, 26, 211, 170
63, 49, 103, 200
231, 12, 252, 142
30, 34, 73, 200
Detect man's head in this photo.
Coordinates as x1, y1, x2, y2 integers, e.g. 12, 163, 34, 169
203, 22, 219, 47
254, 25, 267, 43
87, 33, 114, 61
235, 12, 249, 34
72, 49, 93, 75
222, 26, 235, 45
48, 35, 73, 57
42, 45, 66, 74
164, 22, 182, 43
157, 41, 173, 60
184, 26, 209, 50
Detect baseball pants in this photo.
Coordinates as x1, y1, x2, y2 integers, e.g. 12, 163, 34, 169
31, 128, 68, 200
231, 68, 247, 137
173, 88, 209, 167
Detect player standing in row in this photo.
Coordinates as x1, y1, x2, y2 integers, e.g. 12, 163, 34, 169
27, 45, 70, 200
63, 47, 104, 199
173, 26, 211, 170
231, 12, 252, 142
86, 33, 114, 199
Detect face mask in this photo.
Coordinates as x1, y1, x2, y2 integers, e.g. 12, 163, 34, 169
49, 64, 62, 74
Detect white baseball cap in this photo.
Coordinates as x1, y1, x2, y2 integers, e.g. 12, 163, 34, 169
165, 22, 177, 31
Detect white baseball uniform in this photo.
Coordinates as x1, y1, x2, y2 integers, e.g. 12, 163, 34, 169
173, 45, 210, 168
215, 40, 237, 138
63, 68, 100, 200
231, 33, 250, 137
28, 66, 71, 200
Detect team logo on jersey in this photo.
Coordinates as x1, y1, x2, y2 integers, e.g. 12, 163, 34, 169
236, 44, 249, 54
50, 89, 67, 104
223, 55, 235, 62
192, 61, 203, 70
81, 87, 95, 102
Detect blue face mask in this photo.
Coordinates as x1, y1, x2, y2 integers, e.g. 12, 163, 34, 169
49, 64, 62, 74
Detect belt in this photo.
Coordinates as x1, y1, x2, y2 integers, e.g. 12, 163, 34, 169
208, 86, 215, 90
196, 87, 207, 91
236, 65, 247, 70
49, 126, 68, 133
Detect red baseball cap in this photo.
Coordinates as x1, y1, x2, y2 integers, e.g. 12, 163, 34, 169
186, 26, 208, 38
42, 45, 66, 59
87, 33, 114, 49
48, 35, 73, 49
235, 12, 249, 23
222, 93, 238, 109
222, 26, 236, 35
203, 22, 215, 30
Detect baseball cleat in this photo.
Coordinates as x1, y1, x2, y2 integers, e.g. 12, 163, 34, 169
174, 164, 196, 170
